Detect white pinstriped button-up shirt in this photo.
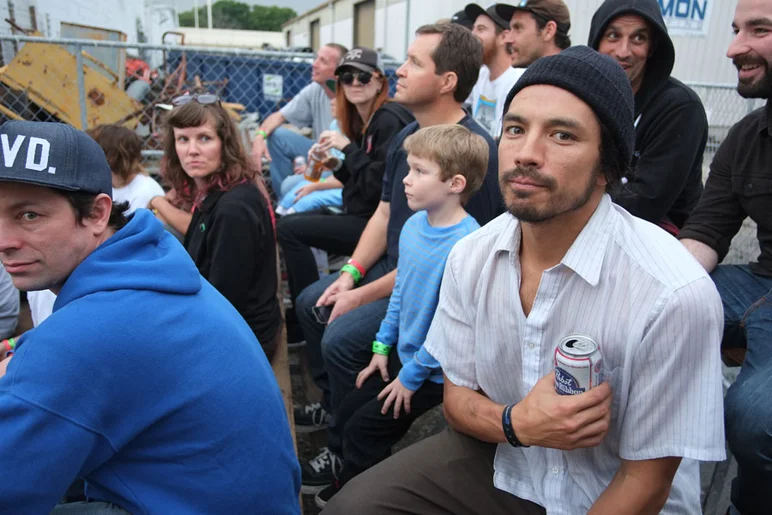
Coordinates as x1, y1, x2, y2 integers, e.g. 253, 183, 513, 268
424, 195, 726, 514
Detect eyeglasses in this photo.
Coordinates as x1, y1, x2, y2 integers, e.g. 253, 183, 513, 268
171, 93, 220, 106
339, 71, 373, 86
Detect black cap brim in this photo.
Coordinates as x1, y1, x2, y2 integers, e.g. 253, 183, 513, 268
495, 4, 517, 24
464, 4, 487, 26
335, 62, 380, 76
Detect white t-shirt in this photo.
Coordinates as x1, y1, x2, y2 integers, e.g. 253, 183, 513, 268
27, 289, 56, 328
469, 65, 525, 137
280, 82, 333, 141
113, 174, 165, 215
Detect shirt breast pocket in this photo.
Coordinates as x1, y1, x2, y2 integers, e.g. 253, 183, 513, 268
732, 174, 772, 221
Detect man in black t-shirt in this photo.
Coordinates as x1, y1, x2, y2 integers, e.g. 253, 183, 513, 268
294, 23, 504, 500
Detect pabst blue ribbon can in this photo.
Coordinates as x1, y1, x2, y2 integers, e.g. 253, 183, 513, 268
554, 335, 603, 395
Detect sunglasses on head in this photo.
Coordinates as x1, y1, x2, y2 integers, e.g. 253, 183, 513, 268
171, 93, 220, 106
339, 71, 373, 86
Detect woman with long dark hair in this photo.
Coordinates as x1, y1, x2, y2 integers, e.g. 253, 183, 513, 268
277, 47, 414, 342
162, 94, 281, 361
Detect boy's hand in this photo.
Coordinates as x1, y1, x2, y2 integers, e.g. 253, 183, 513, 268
356, 353, 389, 389
378, 377, 416, 419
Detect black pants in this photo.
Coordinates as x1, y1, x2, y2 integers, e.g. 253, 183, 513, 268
331, 351, 444, 485
276, 210, 369, 306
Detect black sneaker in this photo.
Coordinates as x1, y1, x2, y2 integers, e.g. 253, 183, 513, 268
301, 447, 341, 494
294, 402, 329, 433
315, 479, 343, 509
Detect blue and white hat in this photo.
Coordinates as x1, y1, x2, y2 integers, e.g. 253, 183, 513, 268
0, 121, 112, 198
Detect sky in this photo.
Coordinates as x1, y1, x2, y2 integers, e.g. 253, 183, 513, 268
167, 0, 322, 17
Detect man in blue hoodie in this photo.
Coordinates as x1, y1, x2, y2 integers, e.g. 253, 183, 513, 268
0, 121, 300, 514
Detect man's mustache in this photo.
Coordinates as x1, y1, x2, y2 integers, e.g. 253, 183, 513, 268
500, 167, 556, 189
733, 52, 768, 71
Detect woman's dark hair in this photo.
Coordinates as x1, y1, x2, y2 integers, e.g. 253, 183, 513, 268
162, 101, 270, 208
62, 191, 129, 232
336, 67, 390, 140
599, 122, 631, 193
88, 124, 144, 184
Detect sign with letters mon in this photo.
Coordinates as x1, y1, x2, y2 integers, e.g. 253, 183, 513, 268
659, 0, 713, 37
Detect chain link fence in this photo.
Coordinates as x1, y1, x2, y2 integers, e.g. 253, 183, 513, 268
0, 35, 400, 178
0, 35, 762, 262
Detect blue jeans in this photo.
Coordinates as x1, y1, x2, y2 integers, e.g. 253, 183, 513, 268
711, 265, 772, 515
265, 127, 314, 193
296, 258, 393, 453
51, 502, 130, 514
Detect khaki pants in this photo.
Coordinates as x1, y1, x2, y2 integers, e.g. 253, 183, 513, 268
323, 427, 546, 515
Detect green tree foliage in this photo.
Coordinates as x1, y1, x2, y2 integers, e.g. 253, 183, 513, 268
179, 1, 296, 32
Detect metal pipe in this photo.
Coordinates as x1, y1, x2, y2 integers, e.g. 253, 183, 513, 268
329, 0, 334, 43
404, 0, 411, 59
383, 0, 389, 56
207, 0, 213, 30
193, 0, 199, 29
75, 44, 88, 130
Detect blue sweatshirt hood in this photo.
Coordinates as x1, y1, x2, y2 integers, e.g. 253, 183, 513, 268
55, 210, 201, 310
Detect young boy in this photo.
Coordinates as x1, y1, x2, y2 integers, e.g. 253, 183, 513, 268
314, 124, 489, 508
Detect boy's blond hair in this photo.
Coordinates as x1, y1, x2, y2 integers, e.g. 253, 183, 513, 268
403, 124, 489, 203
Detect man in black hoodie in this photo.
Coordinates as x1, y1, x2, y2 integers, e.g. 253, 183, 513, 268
589, 0, 708, 235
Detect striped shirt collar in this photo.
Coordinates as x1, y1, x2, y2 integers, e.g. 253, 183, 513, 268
493, 194, 615, 287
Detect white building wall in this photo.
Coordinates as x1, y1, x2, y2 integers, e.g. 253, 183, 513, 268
285, 0, 735, 85
0, 0, 179, 44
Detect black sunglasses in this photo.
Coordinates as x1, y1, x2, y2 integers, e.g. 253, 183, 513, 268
172, 93, 220, 106
339, 71, 373, 86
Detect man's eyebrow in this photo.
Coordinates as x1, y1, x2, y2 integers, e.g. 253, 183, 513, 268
503, 114, 582, 130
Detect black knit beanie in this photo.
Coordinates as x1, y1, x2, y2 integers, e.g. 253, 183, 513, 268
502, 46, 635, 166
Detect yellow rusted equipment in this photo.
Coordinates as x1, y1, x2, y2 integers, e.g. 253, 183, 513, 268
0, 40, 140, 128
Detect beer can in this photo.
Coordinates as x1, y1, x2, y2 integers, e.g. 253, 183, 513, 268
554, 335, 603, 395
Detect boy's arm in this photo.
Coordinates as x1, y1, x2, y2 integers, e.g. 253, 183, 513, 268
373, 265, 403, 348
398, 346, 441, 391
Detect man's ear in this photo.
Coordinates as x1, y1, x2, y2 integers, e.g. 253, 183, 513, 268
541, 20, 558, 42
439, 71, 459, 97
87, 193, 113, 236
449, 174, 467, 196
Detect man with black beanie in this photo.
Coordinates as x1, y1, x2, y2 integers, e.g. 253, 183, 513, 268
589, 0, 708, 235
322, 46, 725, 515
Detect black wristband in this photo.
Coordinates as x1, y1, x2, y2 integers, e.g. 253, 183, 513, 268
502, 403, 529, 448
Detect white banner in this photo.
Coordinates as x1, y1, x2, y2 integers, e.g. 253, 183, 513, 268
262, 74, 284, 103
659, 0, 713, 37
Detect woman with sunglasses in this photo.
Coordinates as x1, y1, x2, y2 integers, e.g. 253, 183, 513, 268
277, 46, 414, 343
162, 93, 282, 361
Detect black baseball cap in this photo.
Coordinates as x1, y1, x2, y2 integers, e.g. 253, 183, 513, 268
465, 4, 511, 31
0, 121, 112, 198
335, 46, 384, 75
451, 10, 474, 29
496, 0, 571, 34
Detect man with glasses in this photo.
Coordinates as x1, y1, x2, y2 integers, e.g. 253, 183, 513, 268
251, 43, 348, 194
